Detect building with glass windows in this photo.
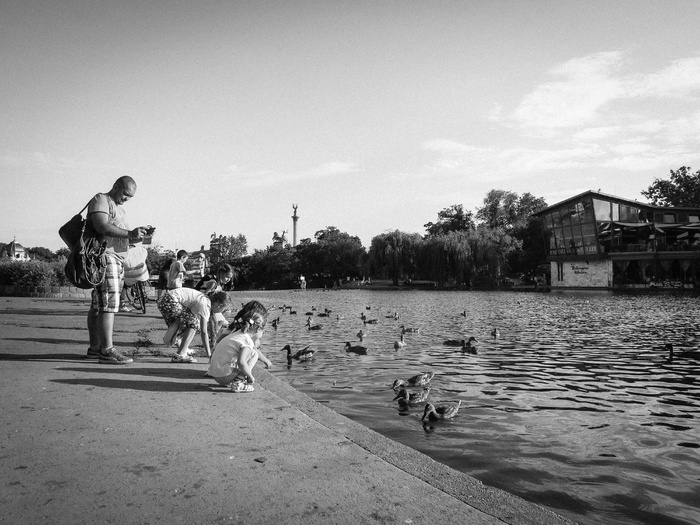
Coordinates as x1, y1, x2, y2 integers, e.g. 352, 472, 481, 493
534, 191, 700, 288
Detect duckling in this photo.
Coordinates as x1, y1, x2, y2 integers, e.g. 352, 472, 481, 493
344, 342, 369, 355
305, 317, 322, 330
491, 327, 500, 338
393, 386, 430, 408
400, 324, 420, 333
461, 336, 478, 354
443, 338, 465, 347
391, 371, 435, 390
281, 344, 315, 361
421, 401, 462, 421
394, 334, 407, 349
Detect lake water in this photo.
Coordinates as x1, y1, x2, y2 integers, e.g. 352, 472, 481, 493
231, 288, 700, 525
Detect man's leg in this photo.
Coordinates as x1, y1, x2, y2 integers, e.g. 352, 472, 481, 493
98, 257, 132, 365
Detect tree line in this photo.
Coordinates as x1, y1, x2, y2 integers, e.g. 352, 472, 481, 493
6, 167, 698, 290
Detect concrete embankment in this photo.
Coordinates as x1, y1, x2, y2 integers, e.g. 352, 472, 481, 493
0, 297, 575, 525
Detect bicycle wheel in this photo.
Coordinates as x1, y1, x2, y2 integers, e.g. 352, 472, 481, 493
134, 281, 147, 314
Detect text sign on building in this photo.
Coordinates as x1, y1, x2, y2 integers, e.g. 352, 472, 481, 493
570, 264, 589, 275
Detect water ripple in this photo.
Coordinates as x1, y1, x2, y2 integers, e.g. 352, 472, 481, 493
238, 289, 700, 525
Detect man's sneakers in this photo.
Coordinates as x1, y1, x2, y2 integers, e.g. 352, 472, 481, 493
99, 347, 133, 365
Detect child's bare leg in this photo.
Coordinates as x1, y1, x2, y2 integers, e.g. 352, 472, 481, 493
177, 327, 196, 356
163, 322, 180, 347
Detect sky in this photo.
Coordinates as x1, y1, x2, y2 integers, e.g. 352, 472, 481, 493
2, 0, 700, 254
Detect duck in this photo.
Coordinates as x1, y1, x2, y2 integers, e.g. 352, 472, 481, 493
271, 317, 280, 329
461, 336, 478, 354
443, 338, 465, 347
491, 327, 500, 338
666, 343, 700, 362
393, 386, 430, 408
344, 342, 369, 355
394, 334, 407, 349
281, 344, 315, 361
289, 309, 297, 315
357, 329, 365, 341
460, 310, 467, 317
400, 324, 420, 333
336, 314, 345, 320
391, 371, 435, 390
317, 308, 330, 317
363, 318, 379, 325
305, 311, 315, 316
421, 401, 462, 421
305, 317, 322, 330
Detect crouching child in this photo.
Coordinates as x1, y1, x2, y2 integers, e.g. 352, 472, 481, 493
208, 301, 272, 392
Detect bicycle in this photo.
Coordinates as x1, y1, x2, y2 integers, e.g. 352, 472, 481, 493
124, 280, 149, 314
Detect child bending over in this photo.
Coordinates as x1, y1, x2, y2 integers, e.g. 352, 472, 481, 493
208, 300, 272, 392
158, 289, 232, 363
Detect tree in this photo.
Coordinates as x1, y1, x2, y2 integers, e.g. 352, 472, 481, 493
295, 227, 366, 286
27, 247, 56, 261
369, 230, 423, 285
642, 166, 700, 207
424, 204, 475, 236
476, 190, 547, 232
209, 233, 248, 265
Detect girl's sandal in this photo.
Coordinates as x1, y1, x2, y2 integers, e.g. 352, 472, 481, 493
231, 381, 254, 393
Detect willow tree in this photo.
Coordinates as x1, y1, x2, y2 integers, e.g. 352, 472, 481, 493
369, 230, 423, 285
468, 227, 521, 287
419, 231, 473, 287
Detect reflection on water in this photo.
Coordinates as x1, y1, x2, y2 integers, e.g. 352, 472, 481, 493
234, 289, 700, 525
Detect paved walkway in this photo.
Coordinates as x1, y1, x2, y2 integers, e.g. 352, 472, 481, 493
0, 297, 575, 525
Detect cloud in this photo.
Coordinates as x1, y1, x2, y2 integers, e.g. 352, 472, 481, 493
499, 51, 700, 135
505, 51, 625, 132
627, 56, 700, 98
428, 52, 700, 178
423, 139, 603, 174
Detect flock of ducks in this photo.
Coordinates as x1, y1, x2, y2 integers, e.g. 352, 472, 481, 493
390, 372, 461, 422
267, 304, 475, 427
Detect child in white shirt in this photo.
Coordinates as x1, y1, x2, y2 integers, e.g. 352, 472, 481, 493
208, 301, 272, 392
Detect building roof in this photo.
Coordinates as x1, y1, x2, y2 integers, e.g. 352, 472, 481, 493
534, 190, 700, 216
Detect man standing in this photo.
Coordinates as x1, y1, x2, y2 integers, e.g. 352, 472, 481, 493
86, 176, 148, 364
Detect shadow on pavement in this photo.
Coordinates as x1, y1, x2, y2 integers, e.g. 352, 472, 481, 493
3, 337, 89, 346
57, 366, 209, 380
50, 377, 223, 393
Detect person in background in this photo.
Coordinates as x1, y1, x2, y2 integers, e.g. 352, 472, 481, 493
196, 263, 234, 294
85, 176, 149, 364
185, 252, 207, 288
167, 250, 196, 290
157, 258, 172, 300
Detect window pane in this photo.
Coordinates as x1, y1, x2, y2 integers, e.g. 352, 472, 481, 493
593, 199, 611, 221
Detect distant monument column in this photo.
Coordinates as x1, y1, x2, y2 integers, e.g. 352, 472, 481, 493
292, 204, 299, 247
